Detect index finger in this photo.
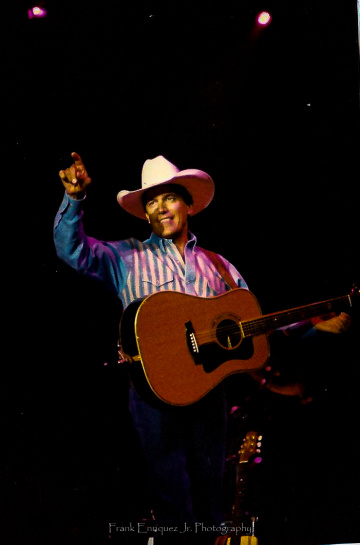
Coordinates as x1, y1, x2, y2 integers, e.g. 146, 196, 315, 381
71, 151, 84, 167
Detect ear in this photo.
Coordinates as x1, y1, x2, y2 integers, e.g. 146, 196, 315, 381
145, 213, 151, 224
187, 204, 194, 216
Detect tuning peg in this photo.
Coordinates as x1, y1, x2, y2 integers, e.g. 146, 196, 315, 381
351, 283, 359, 295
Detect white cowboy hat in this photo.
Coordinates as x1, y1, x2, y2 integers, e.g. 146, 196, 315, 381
117, 155, 215, 220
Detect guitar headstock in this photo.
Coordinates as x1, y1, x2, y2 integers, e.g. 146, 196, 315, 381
349, 284, 360, 310
239, 431, 262, 464
350, 284, 359, 296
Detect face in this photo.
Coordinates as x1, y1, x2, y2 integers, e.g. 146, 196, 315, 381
145, 186, 193, 240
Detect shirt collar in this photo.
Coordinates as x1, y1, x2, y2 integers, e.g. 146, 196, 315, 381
148, 231, 197, 252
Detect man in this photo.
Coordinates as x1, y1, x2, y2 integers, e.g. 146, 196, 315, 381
54, 152, 351, 544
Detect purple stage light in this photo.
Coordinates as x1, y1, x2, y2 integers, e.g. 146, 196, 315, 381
28, 6, 47, 19
256, 11, 272, 27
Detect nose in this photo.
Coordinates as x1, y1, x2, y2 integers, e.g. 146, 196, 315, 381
158, 198, 168, 213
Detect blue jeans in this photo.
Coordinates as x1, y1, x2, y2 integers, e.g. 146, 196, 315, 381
129, 383, 228, 531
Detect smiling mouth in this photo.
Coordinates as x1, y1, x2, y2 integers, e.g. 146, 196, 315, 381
159, 217, 173, 223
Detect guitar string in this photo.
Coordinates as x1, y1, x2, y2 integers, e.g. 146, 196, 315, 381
192, 296, 350, 344
194, 306, 339, 342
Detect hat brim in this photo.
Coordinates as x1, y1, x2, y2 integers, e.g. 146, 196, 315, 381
117, 169, 215, 220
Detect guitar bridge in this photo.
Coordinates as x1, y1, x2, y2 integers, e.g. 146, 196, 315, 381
185, 321, 201, 362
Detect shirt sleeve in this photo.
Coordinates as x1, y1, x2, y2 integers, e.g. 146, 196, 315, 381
53, 193, 129, 295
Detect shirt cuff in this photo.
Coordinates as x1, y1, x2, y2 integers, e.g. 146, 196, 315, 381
54, 192, 86, 228
66, 192, 86, 205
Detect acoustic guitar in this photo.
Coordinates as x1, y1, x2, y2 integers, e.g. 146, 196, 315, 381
119, 285, 358, 406
215, 431, 262, 545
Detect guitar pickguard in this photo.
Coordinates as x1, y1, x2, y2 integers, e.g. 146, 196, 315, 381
199, 339, 255, 373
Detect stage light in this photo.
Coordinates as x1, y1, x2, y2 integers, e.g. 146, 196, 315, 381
256, 11, 272, 27
28, 6, 47, 19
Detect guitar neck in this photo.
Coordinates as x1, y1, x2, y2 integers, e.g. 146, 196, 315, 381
232, 465, 248, 525
241, 294, 353, 337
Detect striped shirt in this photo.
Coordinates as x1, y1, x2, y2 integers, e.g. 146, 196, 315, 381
54, 193, 248, 309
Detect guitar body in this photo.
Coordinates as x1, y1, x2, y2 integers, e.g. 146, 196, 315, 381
120, 289, 269, 406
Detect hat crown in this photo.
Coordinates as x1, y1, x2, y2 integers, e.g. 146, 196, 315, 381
142, 156, 180, 189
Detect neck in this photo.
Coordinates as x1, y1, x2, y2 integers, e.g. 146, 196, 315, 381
151, 229, 190, 259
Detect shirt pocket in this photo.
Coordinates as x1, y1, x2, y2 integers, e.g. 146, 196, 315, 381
140, 274, 175, 297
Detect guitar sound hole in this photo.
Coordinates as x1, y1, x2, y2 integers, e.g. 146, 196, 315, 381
216, 319, 242, 349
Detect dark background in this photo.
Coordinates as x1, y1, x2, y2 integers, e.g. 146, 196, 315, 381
2, 1, 360, 544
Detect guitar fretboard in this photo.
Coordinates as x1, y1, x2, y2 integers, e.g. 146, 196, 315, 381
241, 295, 352, 337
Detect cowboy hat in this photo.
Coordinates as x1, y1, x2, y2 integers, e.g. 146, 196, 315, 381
117, 155, 215, 220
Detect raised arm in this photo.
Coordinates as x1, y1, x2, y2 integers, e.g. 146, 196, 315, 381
54, 152, 128, 297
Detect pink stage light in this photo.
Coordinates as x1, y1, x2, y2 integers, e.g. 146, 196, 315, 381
28, 6, 47, 19
256, 11, 272, 27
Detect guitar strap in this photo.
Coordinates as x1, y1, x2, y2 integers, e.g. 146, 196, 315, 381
201, 249, 239, 291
